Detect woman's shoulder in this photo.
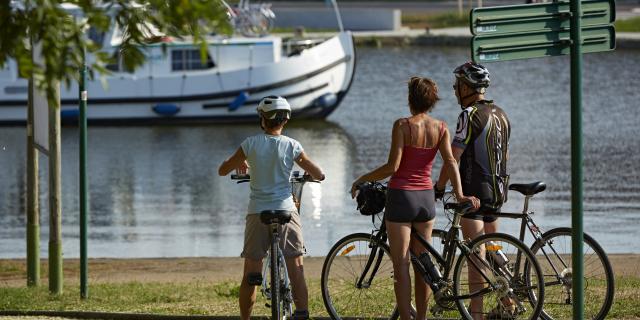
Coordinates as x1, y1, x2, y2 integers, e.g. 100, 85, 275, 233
425, 116, 447, 127
393, 117, 410, 127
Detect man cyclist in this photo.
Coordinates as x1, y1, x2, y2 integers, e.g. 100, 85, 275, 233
434, 62, 511, 319
218, 96, 325, 320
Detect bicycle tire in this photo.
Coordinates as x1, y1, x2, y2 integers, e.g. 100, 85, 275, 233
270, 236, 281, 320
321, 233, 397, 319
529, 227, 614, 320
453, 233, 545, 320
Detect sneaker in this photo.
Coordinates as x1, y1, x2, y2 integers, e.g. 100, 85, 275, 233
486, 301, 517, 320
292, 309, 309, 320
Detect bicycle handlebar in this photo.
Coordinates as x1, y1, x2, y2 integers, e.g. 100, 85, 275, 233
230, 171, 321, 184
444, 201, 474, 213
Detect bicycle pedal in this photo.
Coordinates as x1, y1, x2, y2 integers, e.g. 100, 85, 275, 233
265, 303, 270, 308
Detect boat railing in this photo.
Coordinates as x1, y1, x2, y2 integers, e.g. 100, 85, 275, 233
222, 0, 275, 37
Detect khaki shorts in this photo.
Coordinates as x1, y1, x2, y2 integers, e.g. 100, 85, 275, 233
241, 212, 305, 260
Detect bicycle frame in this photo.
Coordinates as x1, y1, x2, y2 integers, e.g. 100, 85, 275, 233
487, 198, 570, 286
408, 212, 519, 301
356, 213, 513, 303
444, 191, 572, 287
261, 223, 293, 315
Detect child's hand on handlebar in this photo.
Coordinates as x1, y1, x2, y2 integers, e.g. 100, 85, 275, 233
235, 161, 249, 175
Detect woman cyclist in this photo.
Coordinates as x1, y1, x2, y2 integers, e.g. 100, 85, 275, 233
350, 77, 479, 320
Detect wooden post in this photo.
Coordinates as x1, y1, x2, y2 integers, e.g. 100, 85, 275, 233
26, 78, 40, 287
48, 82, 63, 295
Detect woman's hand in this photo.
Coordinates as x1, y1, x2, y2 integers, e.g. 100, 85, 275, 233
235, 160, 249, 175
457, 195, 481, 210
350, 179, 363, 199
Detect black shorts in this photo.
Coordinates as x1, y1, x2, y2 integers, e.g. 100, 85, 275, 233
462, 207, 499, 223
384, 188, 436, 223
461, 180, 501, 223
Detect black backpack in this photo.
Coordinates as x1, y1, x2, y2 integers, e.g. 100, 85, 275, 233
356, 182, 387, 216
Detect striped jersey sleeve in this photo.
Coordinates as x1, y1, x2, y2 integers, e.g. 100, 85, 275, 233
452, 106, 476, 149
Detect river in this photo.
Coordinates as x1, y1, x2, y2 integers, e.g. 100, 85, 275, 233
1, 46, 639, 258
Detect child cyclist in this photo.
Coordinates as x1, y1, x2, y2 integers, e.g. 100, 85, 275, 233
218, 96, 325, 320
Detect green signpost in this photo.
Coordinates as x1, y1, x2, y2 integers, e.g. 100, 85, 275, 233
470, 0, 614, 35
470, 0, 615, 62
468, 1, 616, 319
472, 25, 614, 62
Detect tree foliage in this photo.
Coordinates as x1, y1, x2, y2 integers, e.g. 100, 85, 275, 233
0, 0, 232, 105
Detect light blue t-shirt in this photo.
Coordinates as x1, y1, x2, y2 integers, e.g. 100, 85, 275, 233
241, 133, 304, 214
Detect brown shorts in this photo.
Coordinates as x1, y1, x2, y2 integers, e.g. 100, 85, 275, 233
241, 212, 305, 260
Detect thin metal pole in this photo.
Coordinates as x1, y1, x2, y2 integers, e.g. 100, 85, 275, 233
48, 82, 63, 295
79, 62, 89, 299
330, 0, 344, 32
27, 77, 40, 287
569, 0, 584, 318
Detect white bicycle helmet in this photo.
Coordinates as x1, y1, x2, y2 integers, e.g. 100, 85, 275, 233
257, 96, 291, 119
454, 62, 490, 90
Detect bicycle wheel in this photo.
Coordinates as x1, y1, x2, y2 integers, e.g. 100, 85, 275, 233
529, 227, 614, 320
453, 233, 544, 320
321, 233, 397, 319
270, 238, 282, 320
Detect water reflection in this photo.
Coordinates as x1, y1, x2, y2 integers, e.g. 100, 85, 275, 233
0, 121, 369, 257
1, 46, 639, 257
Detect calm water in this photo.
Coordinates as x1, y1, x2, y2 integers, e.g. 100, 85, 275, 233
1, 46, 639, 258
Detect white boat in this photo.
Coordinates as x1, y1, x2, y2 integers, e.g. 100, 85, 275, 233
0, 5, 355, 124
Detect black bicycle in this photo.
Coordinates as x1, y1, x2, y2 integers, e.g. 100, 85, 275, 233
321, 189, 545, 320
232, 171, 318, 320
442, 181, 614, 320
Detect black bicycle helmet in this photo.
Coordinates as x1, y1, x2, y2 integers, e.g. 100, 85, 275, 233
356, 182, 387, 216
454, 62, 490, 89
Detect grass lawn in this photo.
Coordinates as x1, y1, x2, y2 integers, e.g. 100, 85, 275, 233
402, 11, 469, 30
1, 277, 640, 318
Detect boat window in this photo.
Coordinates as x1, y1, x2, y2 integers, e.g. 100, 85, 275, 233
105, 51, 134, 73
171, 49, 215, 71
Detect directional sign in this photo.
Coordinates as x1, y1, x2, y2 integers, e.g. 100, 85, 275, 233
471, 0, 615, 36
472, 25, 615, 63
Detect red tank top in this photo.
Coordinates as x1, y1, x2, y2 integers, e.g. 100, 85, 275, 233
388, 119, 444, 190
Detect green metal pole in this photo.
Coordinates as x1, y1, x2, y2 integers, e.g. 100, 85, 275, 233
569, 0, 584, 319
27, 78, 40, 287
48, 82, 63, 295
79, 62, 89, 299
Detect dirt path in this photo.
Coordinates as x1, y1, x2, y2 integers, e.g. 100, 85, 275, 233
1, 254, 638, 288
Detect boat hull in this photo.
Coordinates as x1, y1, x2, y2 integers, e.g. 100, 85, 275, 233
0, 32, 356, 124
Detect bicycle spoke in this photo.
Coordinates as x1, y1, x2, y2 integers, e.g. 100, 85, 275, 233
532, 228, 614, 320
454, 233, 544, 320
322, 235, 397, 319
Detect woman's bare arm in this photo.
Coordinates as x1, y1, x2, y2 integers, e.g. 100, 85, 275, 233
350, 119, 404, 196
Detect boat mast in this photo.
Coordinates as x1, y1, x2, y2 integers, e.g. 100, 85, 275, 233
328, 0, 344, 32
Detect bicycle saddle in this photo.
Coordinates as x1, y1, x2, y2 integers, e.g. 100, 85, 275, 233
508, 181, 546, 196
260, 210, 293, 225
